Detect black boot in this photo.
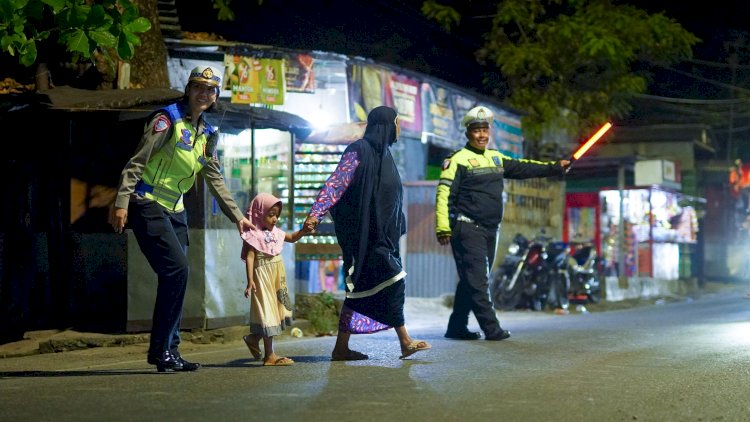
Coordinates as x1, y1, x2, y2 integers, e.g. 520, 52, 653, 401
152, 351, 201, 372
485, 329, 511, 341
444, 330, 482, 340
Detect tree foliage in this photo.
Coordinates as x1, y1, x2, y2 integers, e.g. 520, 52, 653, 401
424, 0, 700, 150
1, 0, 151, 67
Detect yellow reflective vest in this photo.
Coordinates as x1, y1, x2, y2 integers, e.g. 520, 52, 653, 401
435, 144, 562, 236
138, 103, 215, 212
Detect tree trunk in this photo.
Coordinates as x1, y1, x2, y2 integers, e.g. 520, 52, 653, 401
129, 0, 170, 89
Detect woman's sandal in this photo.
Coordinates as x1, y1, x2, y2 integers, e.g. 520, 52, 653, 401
242, 335, 262, 360
263, 356, 294, 366
399, 340, 431, 359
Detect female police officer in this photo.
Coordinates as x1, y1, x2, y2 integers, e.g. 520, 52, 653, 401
111, 66, 252, 371
435, 106, 569, 341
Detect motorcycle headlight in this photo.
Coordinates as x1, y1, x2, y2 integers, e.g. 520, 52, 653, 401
508, 243, 520, 254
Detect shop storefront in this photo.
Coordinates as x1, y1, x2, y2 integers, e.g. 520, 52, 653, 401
165, 40, 529, 302
564, 160, 701, 284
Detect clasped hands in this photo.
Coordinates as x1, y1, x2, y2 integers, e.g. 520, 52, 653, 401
303, 215, 319, 233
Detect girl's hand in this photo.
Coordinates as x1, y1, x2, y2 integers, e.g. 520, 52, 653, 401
303, 216, 318, 232
244, 282, 256, 298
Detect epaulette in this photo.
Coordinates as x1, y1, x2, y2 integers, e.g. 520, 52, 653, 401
445, 149, 462, 159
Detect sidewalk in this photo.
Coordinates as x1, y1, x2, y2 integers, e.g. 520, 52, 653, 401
1, 281, 744, 359
0, 296, 456, 359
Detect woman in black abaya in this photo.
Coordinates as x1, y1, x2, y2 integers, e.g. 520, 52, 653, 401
304, 106, 431, 360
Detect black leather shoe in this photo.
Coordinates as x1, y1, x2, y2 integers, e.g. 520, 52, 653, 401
444, 331, 482, 340
152, 351, 201, 372
173, 354, 201, 371
485, 329, 511, 341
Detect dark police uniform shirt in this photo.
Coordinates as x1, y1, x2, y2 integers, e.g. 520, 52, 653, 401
435, 143, 563, 237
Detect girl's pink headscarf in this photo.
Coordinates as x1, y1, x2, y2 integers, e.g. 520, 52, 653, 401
240, 193, 285, 257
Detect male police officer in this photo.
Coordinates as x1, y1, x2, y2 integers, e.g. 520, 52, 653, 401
111, 66, 252, 371
436, 106, 570, 341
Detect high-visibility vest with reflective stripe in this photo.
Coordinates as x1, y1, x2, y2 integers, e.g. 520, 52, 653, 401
140, 103, 215, 211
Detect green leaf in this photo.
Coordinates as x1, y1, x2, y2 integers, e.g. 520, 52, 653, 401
124, 30, 140, 47
88, 28, 116, 47
64, 28, 90, 55
2, 39, 15, 56
57, 2, 89, 28
41, 0, 66, 13
11, 0, 31, 10
19, 40, 36, 66
116, 32, 133, 60
124, 17, 150, 33
119, 0, 139, 22
85, 4, 108, 28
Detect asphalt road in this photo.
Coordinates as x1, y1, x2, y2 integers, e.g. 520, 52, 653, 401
1, 292, 749, 421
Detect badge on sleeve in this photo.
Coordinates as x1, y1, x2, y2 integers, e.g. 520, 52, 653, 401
442, 159, 451, 170
493, 156, 501, 166
153, 115, 170, 133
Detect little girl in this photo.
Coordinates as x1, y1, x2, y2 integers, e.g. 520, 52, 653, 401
240, 193, 311, 366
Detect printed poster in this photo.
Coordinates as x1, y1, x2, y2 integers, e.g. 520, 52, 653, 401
451, 93, 476, 138
259, 58, 285, 105
224, 55, 286, 105
421, 81, 458, 149
385, 72, 422, 136
488, 106, 524, 158
347, 63, 387, 122
285, 53, 315, 93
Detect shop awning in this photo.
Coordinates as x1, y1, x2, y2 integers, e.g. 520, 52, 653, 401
213, 102, 312, 140
4, 86, 313, 140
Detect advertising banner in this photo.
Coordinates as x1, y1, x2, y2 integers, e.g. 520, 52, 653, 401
451, 92, 476, 139
489, 106, 524, 158
421, 81, 459, 149
347, 63, 387, 122
259, 58, 285, 105
224, 55, 285, 105
285, 53, 315, 93
385, 72, 422, 136
225, 55, 260, 104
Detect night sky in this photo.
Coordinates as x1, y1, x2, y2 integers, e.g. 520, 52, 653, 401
175, 1, 750, 151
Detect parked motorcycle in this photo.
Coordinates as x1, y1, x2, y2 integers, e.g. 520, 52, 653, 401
544, 240, 571, 311
568, 238, 603, 304
491, 230, 551, 311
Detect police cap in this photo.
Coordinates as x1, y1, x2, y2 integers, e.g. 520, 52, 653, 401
462, 106, 493, 130
187, 66, 222, 88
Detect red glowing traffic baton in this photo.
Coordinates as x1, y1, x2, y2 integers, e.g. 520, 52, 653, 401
571, 122, 612, 161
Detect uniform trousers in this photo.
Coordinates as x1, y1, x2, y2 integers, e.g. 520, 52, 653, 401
447, 220, 504, 337
128, 199, 189, 359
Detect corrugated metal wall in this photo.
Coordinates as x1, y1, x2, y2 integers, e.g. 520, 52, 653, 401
403, 178, 565, 298
403, 181, 457, 297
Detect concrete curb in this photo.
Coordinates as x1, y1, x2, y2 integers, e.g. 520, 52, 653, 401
0, 320, 312, 359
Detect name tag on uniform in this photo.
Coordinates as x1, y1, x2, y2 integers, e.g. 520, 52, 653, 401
468, 159, 480, 167
493, 156, 501, 166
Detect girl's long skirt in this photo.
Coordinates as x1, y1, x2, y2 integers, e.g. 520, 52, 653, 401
250, 253, 293, 337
